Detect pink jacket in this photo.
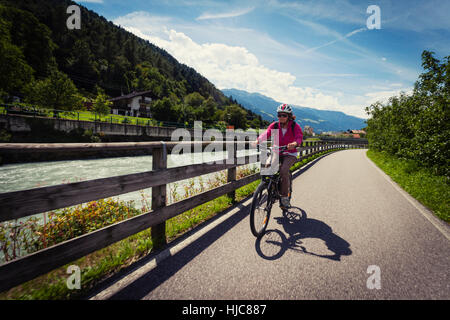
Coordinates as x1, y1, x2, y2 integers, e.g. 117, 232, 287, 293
257, 120, 303, 154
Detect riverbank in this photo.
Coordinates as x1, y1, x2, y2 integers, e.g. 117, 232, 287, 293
0, 113, 260, 165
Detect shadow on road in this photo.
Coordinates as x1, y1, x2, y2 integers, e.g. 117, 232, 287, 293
255, 207, 352, 261
86, 199, 252, 300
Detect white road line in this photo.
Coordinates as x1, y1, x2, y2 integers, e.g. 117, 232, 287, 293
364, 151, 450, 241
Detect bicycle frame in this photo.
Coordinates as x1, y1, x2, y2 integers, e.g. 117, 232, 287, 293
250, 144, 297, 237
258, 145, 289, 202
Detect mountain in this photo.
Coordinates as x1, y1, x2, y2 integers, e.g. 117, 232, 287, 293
0, 0, 226, 101
0, 0, 268, 129
222, 88, 367, 133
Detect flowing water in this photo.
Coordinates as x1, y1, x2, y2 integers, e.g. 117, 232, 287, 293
0, 149, 260, 220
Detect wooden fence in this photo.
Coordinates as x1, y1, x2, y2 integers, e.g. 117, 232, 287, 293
0, 139, 367, 292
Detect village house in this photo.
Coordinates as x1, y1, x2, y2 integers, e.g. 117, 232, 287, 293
109, 90, 152, 118
348, 129, 366, 135
347, 129, 366, 138
303, 125, 315, 136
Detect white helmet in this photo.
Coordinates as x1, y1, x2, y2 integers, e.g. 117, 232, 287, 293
277, 103, 292, 114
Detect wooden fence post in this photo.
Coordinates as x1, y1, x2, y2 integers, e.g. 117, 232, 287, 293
227, 140, 237, 203
151, 143, 167, 249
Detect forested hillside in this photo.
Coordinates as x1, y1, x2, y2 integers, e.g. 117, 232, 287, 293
0, 0, 266, 129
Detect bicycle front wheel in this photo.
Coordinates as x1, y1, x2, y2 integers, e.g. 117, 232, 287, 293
250, 182, 272, 237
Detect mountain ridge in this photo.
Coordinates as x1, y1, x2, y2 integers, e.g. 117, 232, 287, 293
222, 88, 367, 133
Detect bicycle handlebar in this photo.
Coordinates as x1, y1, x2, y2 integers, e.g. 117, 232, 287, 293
256, 144, 298, 151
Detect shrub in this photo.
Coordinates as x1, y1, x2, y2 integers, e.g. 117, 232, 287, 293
365, 51, 450, 177
0, 199, 141, 263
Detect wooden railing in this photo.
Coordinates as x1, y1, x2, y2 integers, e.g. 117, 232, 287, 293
0, 139, 367, 292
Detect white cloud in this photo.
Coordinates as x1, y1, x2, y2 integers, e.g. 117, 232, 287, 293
296, 73, 361, 78
114, 11, 370, 118
196, 7, 255, 20
365, 88, 413, 105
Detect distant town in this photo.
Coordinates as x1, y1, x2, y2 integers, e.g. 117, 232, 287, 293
303, 125, 366, 139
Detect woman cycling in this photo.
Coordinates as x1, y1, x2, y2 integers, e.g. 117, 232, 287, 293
253, 104, 303, 208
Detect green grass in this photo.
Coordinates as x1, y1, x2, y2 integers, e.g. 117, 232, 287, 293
0, 146, 348, 300
62, 110, 159, 127
366, 149, 449, 222
0, 105, 161, 127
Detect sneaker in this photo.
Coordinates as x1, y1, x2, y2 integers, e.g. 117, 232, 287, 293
280, 196, 291, 209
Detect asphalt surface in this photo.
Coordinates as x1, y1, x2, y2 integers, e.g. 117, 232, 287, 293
89, 149, 450, 300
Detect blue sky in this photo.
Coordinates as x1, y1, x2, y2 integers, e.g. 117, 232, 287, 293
76, 0, 450, 118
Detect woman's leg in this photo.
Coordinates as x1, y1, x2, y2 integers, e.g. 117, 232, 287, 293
279, 155, 297, 197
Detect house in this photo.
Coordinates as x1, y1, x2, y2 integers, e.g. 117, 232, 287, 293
348, 129, 366, 135
347, 129, 366, 138
303, 125, 315, 136
109, 90, 152, 118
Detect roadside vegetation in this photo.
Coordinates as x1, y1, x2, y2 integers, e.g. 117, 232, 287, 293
365, 51, 449, 222
367, 149, 449, 222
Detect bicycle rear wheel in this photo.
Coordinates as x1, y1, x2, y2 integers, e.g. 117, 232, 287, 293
250, 182, 272, 237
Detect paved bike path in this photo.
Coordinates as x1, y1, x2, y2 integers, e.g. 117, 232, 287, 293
90, 149, 450, 300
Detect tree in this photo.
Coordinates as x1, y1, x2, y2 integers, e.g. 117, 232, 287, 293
184, 92, 204, 108
224, 104, 248, 129
0, 16, 34, 95
92, 87, 112, 119
200, 96, 217, 123
24, 69, 82, 112
151, 97, 177, 122
66, 39, 99, 84
365, 50, 449, 176
0, 5, 56, 78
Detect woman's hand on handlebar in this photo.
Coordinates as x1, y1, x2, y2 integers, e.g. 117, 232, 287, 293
287, 142, 298, 150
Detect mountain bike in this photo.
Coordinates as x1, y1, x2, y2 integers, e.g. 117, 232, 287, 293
250, 145, 294, 238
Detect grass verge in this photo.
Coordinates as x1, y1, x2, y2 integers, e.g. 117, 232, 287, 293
366, 149, 449, 222
0, 147, 347, 300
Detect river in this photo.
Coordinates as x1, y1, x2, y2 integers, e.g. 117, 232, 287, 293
0, 150, 260, 220
0, 149, 262, 262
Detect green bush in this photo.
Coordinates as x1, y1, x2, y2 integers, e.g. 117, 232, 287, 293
0, 199, 141, 263
365, 51, 450, 177
367, 149, 449, 222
